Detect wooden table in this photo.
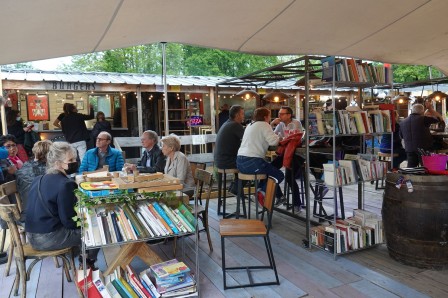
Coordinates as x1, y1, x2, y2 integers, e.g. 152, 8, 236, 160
187, 152, 214, 164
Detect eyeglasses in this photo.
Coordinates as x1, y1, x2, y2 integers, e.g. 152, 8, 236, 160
278, 112, 291, 115
4, 144, 17, 149
96, 138, 109, 142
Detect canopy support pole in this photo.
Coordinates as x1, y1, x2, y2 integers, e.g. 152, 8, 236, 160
162, 42, 169, 136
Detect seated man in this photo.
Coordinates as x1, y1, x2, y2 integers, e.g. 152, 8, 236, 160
79, 131, 124, 172
124, 130, 166, 173
214, 105, 245, 195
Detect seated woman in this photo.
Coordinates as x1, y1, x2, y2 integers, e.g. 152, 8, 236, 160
16, 140, 52, 222
161, 135, 195, 197
237, 107, 283, 204
0, 134, 26, 183
25, 142, 98, 266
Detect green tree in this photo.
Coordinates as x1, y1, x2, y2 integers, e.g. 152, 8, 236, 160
392, 64, 444, 83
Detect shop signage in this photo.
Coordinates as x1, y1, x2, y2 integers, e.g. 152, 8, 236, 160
49, 81, 96, 91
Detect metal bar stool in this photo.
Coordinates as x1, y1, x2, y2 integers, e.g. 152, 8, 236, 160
217, 168, 239, 218
237, 173, 267, 219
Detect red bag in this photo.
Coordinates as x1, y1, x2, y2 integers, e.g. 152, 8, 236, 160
276, 132, 303, 168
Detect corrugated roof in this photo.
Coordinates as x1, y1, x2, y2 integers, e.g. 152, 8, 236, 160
0, 69, 238, 87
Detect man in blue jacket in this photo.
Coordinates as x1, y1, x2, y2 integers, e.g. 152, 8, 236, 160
79, 131, 124, 172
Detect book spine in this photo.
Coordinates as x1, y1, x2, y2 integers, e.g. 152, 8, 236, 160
84, 207, 94, 247
106, 212, 118, 243
110, 212, 124, 242
101, 215, 112, 244
140, 272, 161, 298
119, 208, 137, 240
113, 278, 133, 298
174, 209, 194, 233
126, 265, 152, 298
161, 203, 187, 233
148, 204, 172, 235
115, 208, 130, 241
119, 277, 139, 298
177, 204, 196, 226
123, 205, 149, 238
92, 269, 113, 298
136, 211, 155, 238
152, 202, 179, 234
95, 209, 107, 245
139, 205, 164, 236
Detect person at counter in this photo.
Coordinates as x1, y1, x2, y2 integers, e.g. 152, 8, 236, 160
237, 107, 283, 205
399, 104, 440, 167
79, 131, 124, 173
61, 103, 94, 161
53, 103, 72, 129
91, 111, 113, 147
424, 98, 444, 121
379, 112, 406, 169
6, 109, 31, 161
124, 130, 166, 174
214, 105, 245, 195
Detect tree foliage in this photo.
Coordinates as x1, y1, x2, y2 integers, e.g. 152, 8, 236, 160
392, 64, 444, 83
64, 43, 281, 76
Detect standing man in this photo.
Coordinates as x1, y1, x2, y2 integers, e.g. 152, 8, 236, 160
61, 103, 94, 161
79, 131, 124, 172
400, 104, 439, 167
124, 130, 166, 173
214, 105, 245, 194
218, 103, 230, 130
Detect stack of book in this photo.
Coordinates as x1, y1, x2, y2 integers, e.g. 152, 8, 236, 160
83, 202, 196, 247
143, 259, 197, 297
87, 262, 197, 298
311, 210, 383, 254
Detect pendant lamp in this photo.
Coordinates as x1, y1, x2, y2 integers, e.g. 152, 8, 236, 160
235, 88, 259, 100
263, 90, 290, 103
392, 94, 411, 104
427, 90, 446, 101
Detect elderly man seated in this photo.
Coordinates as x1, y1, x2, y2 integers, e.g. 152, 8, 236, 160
124, 130, 166, 173
79, 131, 124, 172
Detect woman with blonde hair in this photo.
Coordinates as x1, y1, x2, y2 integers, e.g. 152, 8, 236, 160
16, 140, 52, 221
161, 134, 195, 196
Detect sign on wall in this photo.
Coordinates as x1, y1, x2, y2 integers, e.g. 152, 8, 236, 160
26, 94, 50, 121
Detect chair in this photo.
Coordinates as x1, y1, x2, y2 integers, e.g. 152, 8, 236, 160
189, 162, 206, 205
0, 196, 75, 298
0, 180, 24, 277
219, 177, 280, 289
375, 152, 398, 190
174, 169, 214, 255
237, 173, 267, 219
216, 167, 239, 217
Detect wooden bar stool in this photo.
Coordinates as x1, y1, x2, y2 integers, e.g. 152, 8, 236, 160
376, 152, 398, 190
237, 173, 267, 219
216, 168, 239, 218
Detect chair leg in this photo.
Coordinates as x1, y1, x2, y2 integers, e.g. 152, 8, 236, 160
13, 263, 19, 296
53, 256, 60, 268
26, 259, 41, 281
0, 229, 6, 252
17, 257, 26, 298
5, 239, 13, 276
59, 255, 72, 282
264, 235, 280, 285
70, 249, 77, 283
221, 236, 227, 290
203, 214, 213, 252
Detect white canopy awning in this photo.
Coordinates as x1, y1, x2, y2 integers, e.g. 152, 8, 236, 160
1, 0, 448, 74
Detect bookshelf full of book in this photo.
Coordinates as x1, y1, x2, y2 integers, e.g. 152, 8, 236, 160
77, 186, 200, 297
305, 56, 392, 257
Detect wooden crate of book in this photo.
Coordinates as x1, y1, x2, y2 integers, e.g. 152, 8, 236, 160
112, 174, 182, 191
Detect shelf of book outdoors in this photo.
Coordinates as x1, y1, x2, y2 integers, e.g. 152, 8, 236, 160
304, 57, 392, 258
75, 171, 199, 297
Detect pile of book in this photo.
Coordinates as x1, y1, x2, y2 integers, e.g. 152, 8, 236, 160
309, 104, 395, 136
143, 259, 197, 297
84, 202, 196, 247
321, 56, 393, 85
323, 154, 388, 186
81, 261, 196, 298
311, 209, 383, 254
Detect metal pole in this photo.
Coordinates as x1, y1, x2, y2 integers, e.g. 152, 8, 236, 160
136, 86, 143, 136
0, 68, 7, 135
304, 57, 311, 247
162, 42, 169, 136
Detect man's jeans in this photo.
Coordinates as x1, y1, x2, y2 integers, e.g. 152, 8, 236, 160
237, 156, 284, 197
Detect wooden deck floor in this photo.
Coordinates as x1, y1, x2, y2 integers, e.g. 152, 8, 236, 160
1, 183, 447, 297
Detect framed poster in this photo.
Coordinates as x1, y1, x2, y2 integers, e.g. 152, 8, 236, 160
76, 101, 84, 110
26, 94, 50, 121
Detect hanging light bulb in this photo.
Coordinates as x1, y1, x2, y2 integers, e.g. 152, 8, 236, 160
264, 90, 290, 103
236, 88, 259, 100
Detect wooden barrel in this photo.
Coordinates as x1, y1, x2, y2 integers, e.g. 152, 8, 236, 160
383, 173, 448, 269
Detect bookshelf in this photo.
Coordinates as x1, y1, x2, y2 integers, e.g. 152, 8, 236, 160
305, 57, 391, 258
77, 177, 200, 296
